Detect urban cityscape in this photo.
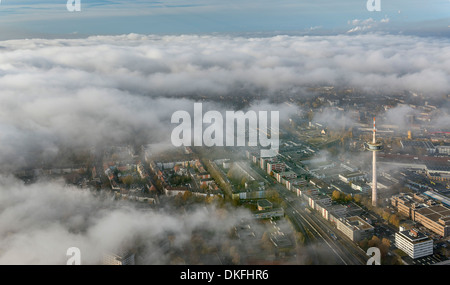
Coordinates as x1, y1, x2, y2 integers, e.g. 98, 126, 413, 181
8, 86, 450, 266
0, 0, 449, 270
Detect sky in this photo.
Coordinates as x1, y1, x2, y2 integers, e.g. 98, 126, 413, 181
0, 0, 449, 39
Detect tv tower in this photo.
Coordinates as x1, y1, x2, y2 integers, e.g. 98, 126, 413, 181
366, 117, 383, 207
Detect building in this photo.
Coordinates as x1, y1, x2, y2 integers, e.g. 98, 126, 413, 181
391, 194, 416, 218
400, 140, 436, 154
297, 187, 319, 198
270, 232, 293, 249
103, 250, 135, 265
285, 178, 308, 192
350, 180, 371, 193
257, 199, 273, 211
436, 145, 450, 155
412, 205, 450, 237
339, 171, 367, 183
200, 178, 215, 187
266, 162, 286, 175
305, 192, 331, 210
309, 178, 330, 190
253, 208, 284, 219
164, 186, 189, 197
315, 203, 348, 221
136, 163, 148, 179
336, 216, 374, 242
232, 189, 267, 200
423, 190, 450, 208
274, 170, 297, 183
222, 160, 231, 169
391, 193, 450, 237
395, 229, 433, 259
260, 157, 274, 170
197, 172, 211, 180
426, 165, 450, 182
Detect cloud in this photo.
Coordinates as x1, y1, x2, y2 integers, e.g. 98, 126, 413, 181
0, 33, 449, 170
347, 17, 390, 33
0, 175, 254, 264
312, 107, 358, 130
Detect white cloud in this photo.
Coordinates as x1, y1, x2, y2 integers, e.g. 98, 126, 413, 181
347, 17, 389, 33
0, 33, 448, 170
0, 175, 252, 264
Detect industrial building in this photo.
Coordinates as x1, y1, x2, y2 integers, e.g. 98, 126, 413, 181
412, 205, 450, 237
400, 140, 436, 154
391, 193, 450, 237
338, 171, 367, 183
426, 165, 450, 182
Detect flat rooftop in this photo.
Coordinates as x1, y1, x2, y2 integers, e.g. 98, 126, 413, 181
415, 205, 450, 223
340, 171, 366, 178
401, 140, 435, 149
257, 199, 273, 208
345, 216, 373, 231
397, 229, 431, 243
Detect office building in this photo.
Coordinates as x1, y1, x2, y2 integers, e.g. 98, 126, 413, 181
395, 229, 433, 259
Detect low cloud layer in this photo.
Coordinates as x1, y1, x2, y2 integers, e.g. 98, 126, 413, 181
0, 33, 449, 170
0, 175, 254, 264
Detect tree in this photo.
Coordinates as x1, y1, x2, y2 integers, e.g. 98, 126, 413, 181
182, 191, 193, 202
382, 211, 391, 222
381, 238, 390, 248
122, 175, 133, 186
389, 214, 401, 227
332, 190, 342, 201
379, 238, 391, 258
354, 194, 362, 204
359, 238, 369, 251
307, 110, 314, 122
266, 190, 282, 205
344, 194, 353, 203
368, 236, 381, 248
295, 232, 306, 246
240, 177, 247, 188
